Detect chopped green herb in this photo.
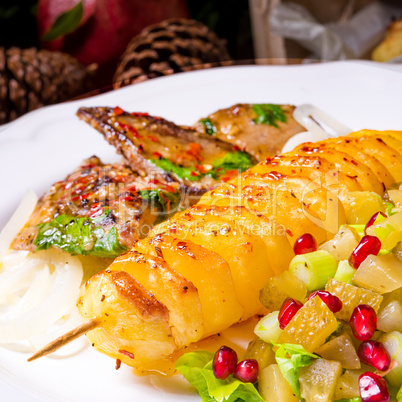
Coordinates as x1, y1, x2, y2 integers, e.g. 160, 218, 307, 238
200, 118, 217, 136
252, 104, 286, 128
208, 151, 254, 180
138, 189, 181, 215
152, 151, 254, 182
334, 398, 361, 402
151, 158, 202, 181
175, 351, 264, 402
273, 343, 318, 400
34, 213, 127, 258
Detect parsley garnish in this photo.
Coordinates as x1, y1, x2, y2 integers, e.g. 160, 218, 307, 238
34, 212, 127, 258
152, 151, 253, 182
252, 104, 287, 128
138, 189, 181, 215
200, 117, 217, 135
150, 158, 202, 181
209, 151, 254, 179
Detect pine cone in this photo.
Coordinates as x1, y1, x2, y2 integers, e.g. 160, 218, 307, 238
113, 18, 232, 88
0, 47, 96, 124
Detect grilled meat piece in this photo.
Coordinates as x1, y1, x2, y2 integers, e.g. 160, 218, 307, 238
193, 103, 305, 161
76, 107, 257, 194
12, 156, 182, 253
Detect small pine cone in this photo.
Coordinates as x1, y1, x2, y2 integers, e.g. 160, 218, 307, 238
113, 18, 232, 88
0, 47, 96, 124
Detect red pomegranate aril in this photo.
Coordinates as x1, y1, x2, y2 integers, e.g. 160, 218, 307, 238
308, 290, 342, 313
349, 235, 381, 269
365, 212, 387, 235
212, 346, 238, 380
234, 359, 259, 383
357, 341, 391, 372
293, 233, 317, 255
278, 298, 303, 329
359, 372, 389, 402
350, 304, 377, 341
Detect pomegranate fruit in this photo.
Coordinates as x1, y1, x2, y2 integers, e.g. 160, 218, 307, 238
350, 304, 377, 341
234, 359, 259, 383
308, 290, 342, 313
212, 346, 238, 380
365, 212, 387, 234
349, 235, 381, 269
359, 372, 389, 402
358, 341, 391, 371
278, 298, 303, 330
293, 233, 317, 255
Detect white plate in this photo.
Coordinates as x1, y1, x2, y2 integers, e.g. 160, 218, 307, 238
1, 61, 402, 401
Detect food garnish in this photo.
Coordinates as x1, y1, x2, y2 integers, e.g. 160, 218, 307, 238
252, 103, 287, 128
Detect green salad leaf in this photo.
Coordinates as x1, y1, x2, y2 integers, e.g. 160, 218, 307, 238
151, 158, 202, 181
209, 151, 254, 180
34, 212, 127, 258
200, 118, 217, 136
252, 104, 287, 128
175, 351, 264, 402
273, 343, 318, 400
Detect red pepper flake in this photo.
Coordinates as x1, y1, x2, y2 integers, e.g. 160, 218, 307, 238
130, 112, 149, 117
148, 179, 159, 185
148, 135, 159, 143
117, 122, 142, 139
115, 359, 121, 370
286, 229, 293, 237
221, 176, 232, 182
113, 106, 124, 115
118, 349, 134, 359
121, 195, 135, 202
351, 160, 358, 166
232, 145, 241, 152
89, 208, 104, 219
138, 144, 144, 153
190, 170, 199, 177
80, 163, 96, 170
122, 184, 137, 193
152, 152, 162, 158
80, 192, 91, 200
91, 202, 102, 210
169, 227, 177, 234
195, 164, 207, 174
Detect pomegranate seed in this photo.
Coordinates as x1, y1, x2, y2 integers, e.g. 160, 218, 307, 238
359, 372, 389, 402
365, 212, 387, 234
308, 290, 342, 313
350, 304, 377, 341
293, 233, 317, 255
358, 341, 391, 372
234, 359, 259, 383
278, 298, 303, 329
212, 346, 238, 380
349, 235, 381, 269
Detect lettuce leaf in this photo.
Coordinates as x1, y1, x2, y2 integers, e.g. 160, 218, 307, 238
273, 343, 318, 400
34, 213, 127, 258
175, 351, 264, 402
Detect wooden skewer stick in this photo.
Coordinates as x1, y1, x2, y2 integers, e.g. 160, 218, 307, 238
27, 318, 100, 362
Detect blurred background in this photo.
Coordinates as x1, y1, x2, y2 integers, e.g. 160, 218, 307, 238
1, 0, 402, 125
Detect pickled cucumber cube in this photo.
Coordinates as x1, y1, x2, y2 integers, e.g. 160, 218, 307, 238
319, 225, 360, 261
259, 271, 307, 311
259, 364, 299, 402
254, 311, 282, 344
278, 296, 338, 353
378, 288, 402, 332
314, 333, 360, 369
334, 369, 364, 400
379, 331, 402, 387
299, 358, 342, 402
345, 191, 386, 225
325, 278, 383, 321
352, 254, 402, 294
334, 260, 355, 284
245, 338, 276, 370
